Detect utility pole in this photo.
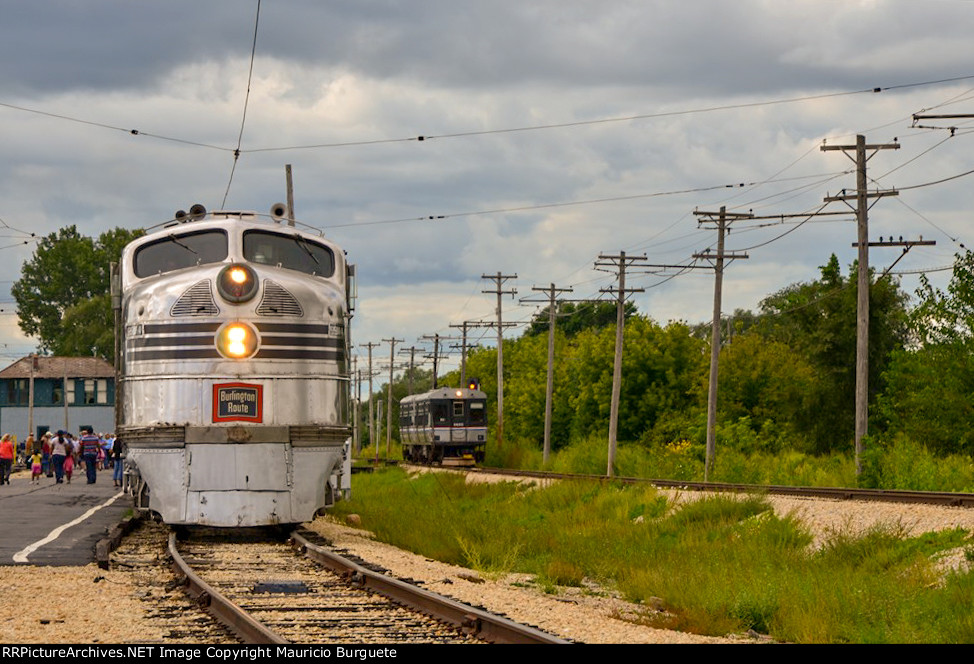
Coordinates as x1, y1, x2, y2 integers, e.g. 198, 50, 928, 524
449, 321, 491, 387
28, 354, 36, 440
868, 236, 937, 280
482, 273, 518, 449
822, 135, 899, 474
352, 356, 360, 454
421, 334, 453, 389
398, 345, 424, 396
521, 283, 573, 465
285, 164, 296, 226
595, 252, 647, 477
382, 337, 403, 456
644, 208, 847, 480
693, 207, 751, 481
359, 342, 380, 459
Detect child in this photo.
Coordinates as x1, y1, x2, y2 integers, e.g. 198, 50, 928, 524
64, 441, 74, 484
30, 451, 42, 484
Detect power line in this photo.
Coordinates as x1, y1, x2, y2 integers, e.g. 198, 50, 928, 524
221, 0, 262, 208
5, 74, 974, 157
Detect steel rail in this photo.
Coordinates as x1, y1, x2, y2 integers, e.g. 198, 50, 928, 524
168, 528, 569, 644
464, 466, 974, 508
289, 529, 571, 644
168, 532, 288, 644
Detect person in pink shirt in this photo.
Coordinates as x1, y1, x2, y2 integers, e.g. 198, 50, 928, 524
0, 434, 14, 485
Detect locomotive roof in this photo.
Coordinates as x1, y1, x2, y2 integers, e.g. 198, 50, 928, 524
400, 387, 487, 403
135, 210, 330, 243
120, 209, 346, 283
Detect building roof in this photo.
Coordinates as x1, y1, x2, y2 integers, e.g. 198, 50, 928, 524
0, 356, 115, 380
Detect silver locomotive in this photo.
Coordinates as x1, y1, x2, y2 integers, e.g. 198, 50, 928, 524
116, 204, 354, 527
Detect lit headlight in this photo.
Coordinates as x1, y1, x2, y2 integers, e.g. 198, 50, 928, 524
216, 321, 259, 359
217, 263, 258, 303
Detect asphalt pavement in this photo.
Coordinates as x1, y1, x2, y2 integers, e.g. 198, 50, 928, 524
0, 465, 134, 566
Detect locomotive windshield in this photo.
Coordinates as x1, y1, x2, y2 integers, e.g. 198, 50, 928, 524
134, 230, 228, 277
469, 401, 486, 425
243, 230, 335, 277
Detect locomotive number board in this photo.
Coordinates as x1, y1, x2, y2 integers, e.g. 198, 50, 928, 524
213, 383, 264, 423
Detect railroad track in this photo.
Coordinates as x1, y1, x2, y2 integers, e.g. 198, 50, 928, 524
109, 520, 238, 642
167, 526, 569, 644
453, 466, 974, 508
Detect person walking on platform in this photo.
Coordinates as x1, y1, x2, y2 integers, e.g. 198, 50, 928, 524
64, 435, 75, 484
79, 427, 101, 484
24, 434, 35, 467
0, 434, 14, 485
51, 431, 69, 484
30, 451, 42, 484
41, 433, 52, 478
111, 435, 124, 488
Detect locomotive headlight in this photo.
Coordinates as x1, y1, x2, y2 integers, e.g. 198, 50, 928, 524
216, 321, 259, 359
217, 263, 258, 303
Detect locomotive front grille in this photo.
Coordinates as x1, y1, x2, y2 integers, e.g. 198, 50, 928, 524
170, 280, 220, 317
256, 280, 304, 316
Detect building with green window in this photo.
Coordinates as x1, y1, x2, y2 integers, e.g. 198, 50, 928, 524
0, 356, 115, 440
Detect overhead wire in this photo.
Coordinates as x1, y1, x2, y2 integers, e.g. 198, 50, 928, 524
221, 0, 262, 208
4, 74, 974, 158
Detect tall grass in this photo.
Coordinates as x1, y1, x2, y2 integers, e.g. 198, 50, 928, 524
481, 432, 974, 492
330, 467, 974, 643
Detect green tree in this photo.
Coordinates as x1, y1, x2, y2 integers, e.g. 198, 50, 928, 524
755, 254, 909, 453
707, 333, 818, 450
525, 300, 637, 337
877, 344, 974, 455
877, 250, 974, 455
911, 250, 974, 345
11, 225, 143, 360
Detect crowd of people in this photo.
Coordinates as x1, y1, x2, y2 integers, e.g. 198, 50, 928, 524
0, 429, 123, 487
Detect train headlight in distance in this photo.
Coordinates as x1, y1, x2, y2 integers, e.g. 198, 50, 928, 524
216, 321, 259, 359
217, 263, 258, 303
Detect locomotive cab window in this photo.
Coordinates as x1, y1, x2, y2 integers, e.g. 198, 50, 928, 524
134, 230, 228, 277
243, 230, 335, 277
431, 402, 449, 425
469, 401, 486, 425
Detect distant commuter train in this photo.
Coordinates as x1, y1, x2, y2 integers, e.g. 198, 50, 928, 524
116, 204, 354, 527
399, 383, 487, 466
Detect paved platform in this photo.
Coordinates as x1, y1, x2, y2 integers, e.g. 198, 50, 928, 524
0, 466, 134, 566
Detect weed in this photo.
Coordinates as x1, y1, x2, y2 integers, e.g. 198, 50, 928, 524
338, 462, 974, 643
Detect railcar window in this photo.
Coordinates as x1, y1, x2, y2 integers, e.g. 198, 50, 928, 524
134, 230, 228, 277
453, 401, 464, 417
469, 401, 486, 425
431, 402, 449, 425
243, 230, 335, 277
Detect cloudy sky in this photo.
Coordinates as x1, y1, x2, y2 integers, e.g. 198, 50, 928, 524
2, 0, 973, 377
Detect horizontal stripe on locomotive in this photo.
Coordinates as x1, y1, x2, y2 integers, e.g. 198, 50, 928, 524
126, 334, 343, 349
126, 321, 345, 361
137, 322, 336, 335
402, 426, 488, 431
127, 347, 345, 361
119, 424, 351, 447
